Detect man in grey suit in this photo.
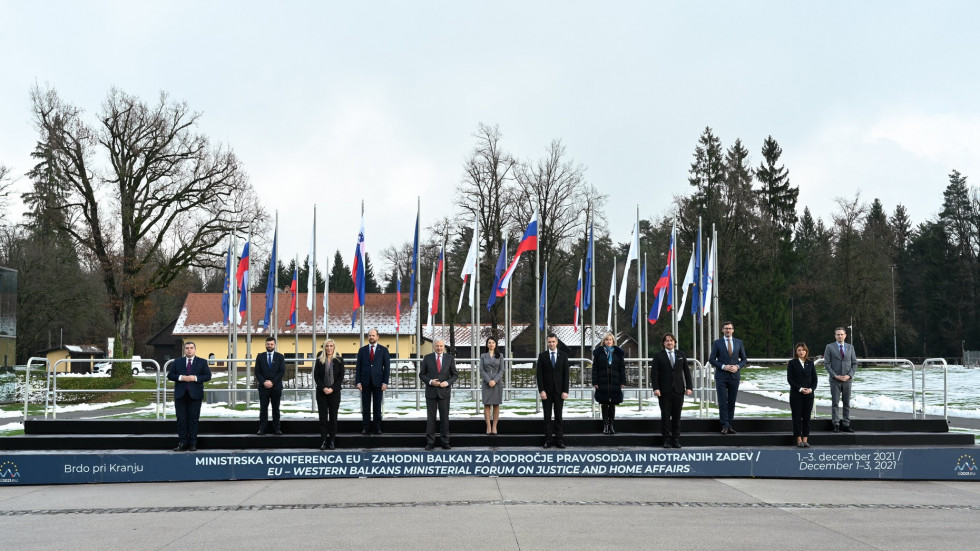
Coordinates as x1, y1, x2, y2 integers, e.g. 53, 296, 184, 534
420, 339, 458, 450
823, 327, 857, 432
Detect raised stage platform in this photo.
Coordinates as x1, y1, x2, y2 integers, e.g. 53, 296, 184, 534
1, 418, 976, 484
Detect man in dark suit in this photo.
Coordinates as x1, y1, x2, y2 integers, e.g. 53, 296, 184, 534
255, 336, 286, 435
419, 339, 458, 450
536, 333, 570, 449
168, 341, 212, 451
708, 321, 747, 434
823, 326, 858, 432
355, 328, 390, 434
650, 333, 693, 449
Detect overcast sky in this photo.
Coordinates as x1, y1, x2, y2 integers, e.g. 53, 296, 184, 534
3, 0, 979, 276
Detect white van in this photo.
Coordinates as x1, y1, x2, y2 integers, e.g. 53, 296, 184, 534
93, 356, 144, 376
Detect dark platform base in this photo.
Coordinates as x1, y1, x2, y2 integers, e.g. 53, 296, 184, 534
1, 418, 973, 451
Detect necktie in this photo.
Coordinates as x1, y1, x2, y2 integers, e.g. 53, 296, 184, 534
436, 354, 442, 374
839, 344, 844, 359
727, 338, 732, 355
669, 351, 674, 365
551, 352, 556, 367
370, 345, 375, 363
186, 357, 192, 374
267, 352, 272, 367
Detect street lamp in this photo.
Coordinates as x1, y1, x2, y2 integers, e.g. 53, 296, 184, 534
891, 265, 897, 359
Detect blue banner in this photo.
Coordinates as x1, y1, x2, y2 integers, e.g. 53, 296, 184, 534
2, 448, 977, 485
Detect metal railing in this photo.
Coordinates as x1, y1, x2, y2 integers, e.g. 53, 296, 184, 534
920, 358, 949, 421
42, 358, 164, 419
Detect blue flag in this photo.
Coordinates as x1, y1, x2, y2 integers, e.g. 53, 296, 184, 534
583, 221, 593, 311
263, 226, 277, 328
221, 242, 232, 325
487, 241, 507, 311
692, 225, 702, 322
539, 265, 548, 331
409, 209, 419, 308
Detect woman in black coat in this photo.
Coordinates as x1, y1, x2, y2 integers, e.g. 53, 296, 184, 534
592, 332, 627, 434
787, 342, 818, 448
314, 339, 345, 450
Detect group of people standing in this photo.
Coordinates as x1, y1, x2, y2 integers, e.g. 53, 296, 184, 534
167, 325, 859, 452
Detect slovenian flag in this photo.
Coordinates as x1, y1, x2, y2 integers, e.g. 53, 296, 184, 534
583, 220, 593, 311
497, 210, 538, 297
235, 240, 250, 323
288, 266, 298, 328
649, 228, 675, 325
351, 214, 366, 327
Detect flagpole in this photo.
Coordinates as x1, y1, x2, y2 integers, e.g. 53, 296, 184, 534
294, 253, 300, 374
474, 211, 481, 414
440, 231, 447, 344
310, 205, 317, 381
671, 219, 678, 341
503, 242, 511, 403
359, 200, 365, 348
640, 253, 647, 411
535, 204, 541, 357
589, 216, 596, 358
612, 256, 618, 338
273, 211, 279, 340
324, 269, 330, 342
244, 227, 253, 409
577, 259, 584, 384
712, 224, 720, 349
415, 197, 421, 411
542, 262, 548, 335
635, 206, 642, 407
226, 233, 235, 400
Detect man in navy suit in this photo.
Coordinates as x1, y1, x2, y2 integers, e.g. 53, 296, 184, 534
708, 321, 747, 434
536, 334, 570, 449
823, 327, 858, 432
255, 336, 286, 435
355, 328, 390, 434
168, 341, 212, 451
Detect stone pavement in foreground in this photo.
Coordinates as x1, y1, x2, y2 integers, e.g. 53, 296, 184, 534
2, 476, 979, 550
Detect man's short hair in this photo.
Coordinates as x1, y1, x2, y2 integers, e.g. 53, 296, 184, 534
184, 341, 196, 348
835, 327, 847, 333
265, 337, 276, 343
547, 333, 558, 340
722, 321, 734, 328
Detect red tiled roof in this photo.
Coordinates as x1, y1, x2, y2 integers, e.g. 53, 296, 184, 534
174, 292, 418, 336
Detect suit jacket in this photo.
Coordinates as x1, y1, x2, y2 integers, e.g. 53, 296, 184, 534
314, 356, 345, 395
355, 343, 390, 388
536, 349, 570, 397
823, 341, 857, 379
255, 351, 286, 390
650, 349, 693, 394
787, 358, 818, 393
168, 356, 212, 401
419, 352, 458, 400
708, 336, 747, 377
591, 346, 626, 404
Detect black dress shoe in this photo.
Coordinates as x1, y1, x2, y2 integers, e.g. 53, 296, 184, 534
257, 429, 266, 436
803, 442, 811, 448
663, 441, 672, 449
543, 440, 552, 449
188, 445, 197, 452
425, 444, 435, 451
442, 444, 452, 450
720, 427, 729, 434
328, 439, 336, 450
274, 429, 283, 435
374, 429, 383, 435
173, 443, 187, 452
556, 440, 566, 449
671, 439, 682, 449
833, 425, 840, 433
841, 426, 854, 433
727, 426, 737, 435
361, 429, 370, 435
320, 442, 328, 450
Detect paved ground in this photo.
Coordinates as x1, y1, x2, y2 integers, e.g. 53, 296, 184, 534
2, 476, 979, 550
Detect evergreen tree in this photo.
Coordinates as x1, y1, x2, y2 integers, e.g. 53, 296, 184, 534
328, 250, 354, 292
755, 135, 798, 239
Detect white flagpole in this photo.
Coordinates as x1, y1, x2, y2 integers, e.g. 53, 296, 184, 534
415, 197, 421, 411
273, 211, 279, 340
310, 205, 317, 375
244, 227, 252, 408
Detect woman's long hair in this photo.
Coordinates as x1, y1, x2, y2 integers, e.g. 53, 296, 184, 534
485, 336, 501, 358
317, 339, 342, 362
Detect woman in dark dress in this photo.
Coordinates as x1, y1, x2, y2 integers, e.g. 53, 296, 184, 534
480, 337, 503, 435
592, 332, 626, 434
787, 342, 818, 448
314, 339, 345, 450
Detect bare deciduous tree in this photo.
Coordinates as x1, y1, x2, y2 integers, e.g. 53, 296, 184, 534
29, 86, 265, 371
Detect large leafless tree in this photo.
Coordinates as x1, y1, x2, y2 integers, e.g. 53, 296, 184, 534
29, 86, 265, 371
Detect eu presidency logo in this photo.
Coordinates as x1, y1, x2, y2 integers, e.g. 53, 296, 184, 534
954, 454, 977, 477
0, 460, 20, 483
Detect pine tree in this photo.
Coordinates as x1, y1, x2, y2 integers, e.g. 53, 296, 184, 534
328, 250, 354, 292
756, 135, 798, 240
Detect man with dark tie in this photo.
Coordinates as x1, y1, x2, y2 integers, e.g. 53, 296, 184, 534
650, 333, 693, 449
708, 321, 747, 434
419, 339, 458, 450
255, 336, 286, 435
168, 341, 212, 451
536, 334, 570, 449
355, 328, 390, 434
823, 327, 858, 432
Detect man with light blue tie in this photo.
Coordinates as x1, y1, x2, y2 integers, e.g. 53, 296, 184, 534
824, 327, 858, 432
708, 321, 747, 434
